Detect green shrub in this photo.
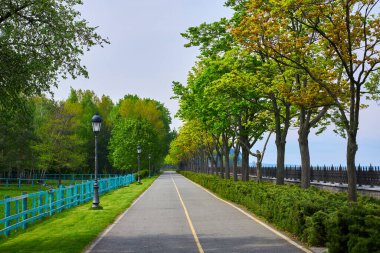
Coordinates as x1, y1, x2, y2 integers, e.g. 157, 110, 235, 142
179, 171, 380, 253
303, 210, 328, 246
327, 203, 380, 253
134, 170, 149, 181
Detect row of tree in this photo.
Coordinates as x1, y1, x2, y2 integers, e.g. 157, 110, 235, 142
0, 89, 174, 177
166, 0, 380, 201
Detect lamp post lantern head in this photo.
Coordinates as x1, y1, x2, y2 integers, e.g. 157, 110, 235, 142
91, 113, 102, 134
137, 144, 141, 154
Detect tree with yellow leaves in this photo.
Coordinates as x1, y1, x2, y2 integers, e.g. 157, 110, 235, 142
233, 0, 380, 201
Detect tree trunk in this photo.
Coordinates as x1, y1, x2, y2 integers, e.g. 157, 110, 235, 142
215, 154, 219, 175
223, 136, 230, 179
299, 127, 311, 189
347, 133, 358, 202
211, 155, 216, 175
219, 152, 224, 178
271, 96, 290, 185
256, 150, 262, 182
242, 147, 249, 181
233, 145, 239, 181
204, 152, 208, 173
240, 133, 250, 182
275, 138, 285, 184
224, 151, 230, 179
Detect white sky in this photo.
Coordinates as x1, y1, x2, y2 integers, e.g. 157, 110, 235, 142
54, 0, 380, 166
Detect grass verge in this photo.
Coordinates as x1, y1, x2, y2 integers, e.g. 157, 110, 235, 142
0, 176, 157, 253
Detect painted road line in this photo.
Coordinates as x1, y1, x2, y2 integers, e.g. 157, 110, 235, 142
85, 179, 157, 253
184, 176, 313, 253
171, 175, 204, 253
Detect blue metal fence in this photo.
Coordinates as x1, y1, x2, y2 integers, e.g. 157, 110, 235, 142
0, 174, 135, 236
0, 174, 129, 188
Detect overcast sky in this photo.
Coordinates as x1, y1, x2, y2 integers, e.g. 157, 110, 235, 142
54, 0, 380, 166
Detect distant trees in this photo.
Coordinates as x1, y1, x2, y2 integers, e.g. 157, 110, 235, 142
0, 90, 173, 177
108, 95, 173, 172
168, 0, 380, 202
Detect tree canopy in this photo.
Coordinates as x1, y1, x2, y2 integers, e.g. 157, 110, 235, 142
0, 0, 108, 110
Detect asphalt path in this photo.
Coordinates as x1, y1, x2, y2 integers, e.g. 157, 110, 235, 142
87, 171, 309, 253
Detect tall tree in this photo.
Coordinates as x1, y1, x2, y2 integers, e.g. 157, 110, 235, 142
108, 118, 159, 171
32, 99, 86, 177
109, 96, 172, 171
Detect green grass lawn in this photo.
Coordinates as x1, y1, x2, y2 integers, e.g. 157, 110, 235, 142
0, 180, 87, 200
0, 185, 48, 199
0, 181, 83, 217
0, 176, 157, 253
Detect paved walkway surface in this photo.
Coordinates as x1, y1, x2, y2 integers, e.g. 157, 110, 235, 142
87, 171, 309, 253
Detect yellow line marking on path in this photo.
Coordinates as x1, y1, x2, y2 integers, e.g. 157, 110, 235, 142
171, 175, 204, 253
183, 176, 313, 253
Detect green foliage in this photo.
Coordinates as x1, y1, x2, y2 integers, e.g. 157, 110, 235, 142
326, 203, 380, 253
0, 89, 172, 176
181, 18, 234, 58
31, 89, 116, 174
166, 120, 212, 165
180, 171, 380, 252
32, 98, 87, 172
108, 118, 159, 170
0, 0, 108, 110
108, 95, 172, 171
0, 99, 35, 173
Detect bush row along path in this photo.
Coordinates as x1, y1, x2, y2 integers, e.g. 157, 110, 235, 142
87, 171, 309, 253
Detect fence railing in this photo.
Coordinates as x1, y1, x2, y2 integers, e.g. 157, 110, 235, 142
1, 173, 126, 181
0, 174, 131, 188
187, 164, 380, 187
238, 165, 380, 187
0, 174, 135, 236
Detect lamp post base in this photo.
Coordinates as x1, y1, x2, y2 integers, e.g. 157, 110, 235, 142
90, 204, 103, 210
137, 175, 142, 184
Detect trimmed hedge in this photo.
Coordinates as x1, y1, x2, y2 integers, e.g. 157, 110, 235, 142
180, 171, 380, 253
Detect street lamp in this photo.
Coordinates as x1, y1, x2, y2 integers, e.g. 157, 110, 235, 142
137, 144, 141, 184
148, 154, 151, 177
91, 113, 102, 208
